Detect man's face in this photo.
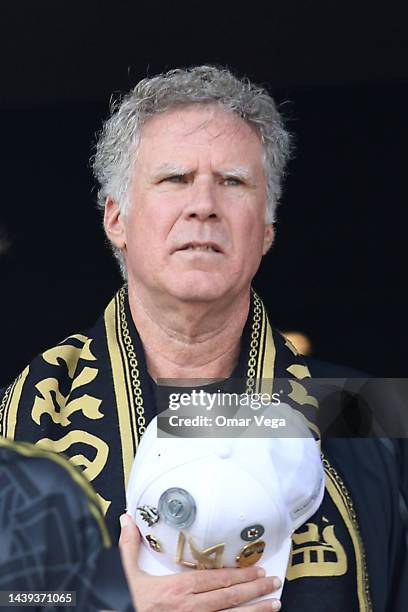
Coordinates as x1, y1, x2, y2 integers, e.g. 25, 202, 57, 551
106, 105, 274, 305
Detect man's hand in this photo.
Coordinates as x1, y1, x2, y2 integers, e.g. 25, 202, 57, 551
119, 513, 282, 612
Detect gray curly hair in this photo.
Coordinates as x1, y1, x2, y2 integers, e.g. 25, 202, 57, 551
92, 65, 291, 277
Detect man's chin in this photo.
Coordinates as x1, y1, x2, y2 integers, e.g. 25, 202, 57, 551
169, 289, 226, 304
163, 279, 233, 304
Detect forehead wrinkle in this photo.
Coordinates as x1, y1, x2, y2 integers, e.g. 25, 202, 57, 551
203, 117, 254, 145
170, 105, 255, 145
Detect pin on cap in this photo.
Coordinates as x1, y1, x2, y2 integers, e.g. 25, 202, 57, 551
127, 409, 325, 603
159, 487, 196, 529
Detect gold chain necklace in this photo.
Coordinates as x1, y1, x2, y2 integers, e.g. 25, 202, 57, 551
118, 287, 263, 438
119, 286, 146, 437
246, 291, 262, 394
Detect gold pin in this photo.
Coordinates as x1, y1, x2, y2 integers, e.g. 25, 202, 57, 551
236, 540, 265, 567
189, 537, 225, 569
175, 532, 196, 568
175, 532, 225, 569
146, 534, 163, 552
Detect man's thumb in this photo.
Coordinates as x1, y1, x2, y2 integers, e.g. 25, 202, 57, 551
119, 513, 142, 571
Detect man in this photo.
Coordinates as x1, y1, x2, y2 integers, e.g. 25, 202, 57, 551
1, 66, 406, 610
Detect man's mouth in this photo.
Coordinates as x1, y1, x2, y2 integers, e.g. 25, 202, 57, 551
177, 242, 222, 253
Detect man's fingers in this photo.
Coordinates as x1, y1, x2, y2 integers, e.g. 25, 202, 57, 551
119, 513, 143, 573
197, 575, 281, 611
226, 598, 281, 612
189, 565, 266, 593
117, 530, 282, 611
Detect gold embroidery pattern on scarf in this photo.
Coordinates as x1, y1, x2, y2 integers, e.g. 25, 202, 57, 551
287, 521, 347, 578
286, 456, 371, 610
322, 455, 372, 611
27, 335, 110, 515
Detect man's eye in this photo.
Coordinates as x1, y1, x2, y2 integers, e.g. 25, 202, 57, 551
223, 177, 242, 186
164, 175, 185, 183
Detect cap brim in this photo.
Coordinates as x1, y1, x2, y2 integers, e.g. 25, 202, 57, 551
138, 536, 292, 602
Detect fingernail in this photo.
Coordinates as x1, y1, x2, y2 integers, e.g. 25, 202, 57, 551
257, 568, 266, 578
271, 600, 281, 611
272, 577, 282, 590
120, 513, 131, 528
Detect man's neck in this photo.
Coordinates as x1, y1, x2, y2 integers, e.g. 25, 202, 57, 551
127, 282, 250, 381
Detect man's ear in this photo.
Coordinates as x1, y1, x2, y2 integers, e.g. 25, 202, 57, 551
104, 198, 126, 249
262, 224, 275, 255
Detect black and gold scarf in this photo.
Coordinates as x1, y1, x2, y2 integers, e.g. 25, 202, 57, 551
0, 287, 371, 610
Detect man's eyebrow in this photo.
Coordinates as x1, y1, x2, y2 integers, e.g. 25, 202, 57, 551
151, 163, 191, 178
150, 164, 257, 184
218, 167, 257, 183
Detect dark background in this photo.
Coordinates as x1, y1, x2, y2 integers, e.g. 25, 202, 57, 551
1, 0, 407, 385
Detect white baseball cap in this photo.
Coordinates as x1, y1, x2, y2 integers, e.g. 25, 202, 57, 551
126, 407, 325, 602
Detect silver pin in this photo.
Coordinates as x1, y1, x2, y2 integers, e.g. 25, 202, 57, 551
240, 524, 265, 541
137, 505, 159, 526
159, 487, 196, 529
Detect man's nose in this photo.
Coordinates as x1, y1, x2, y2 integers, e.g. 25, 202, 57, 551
183, 178, 219, 220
